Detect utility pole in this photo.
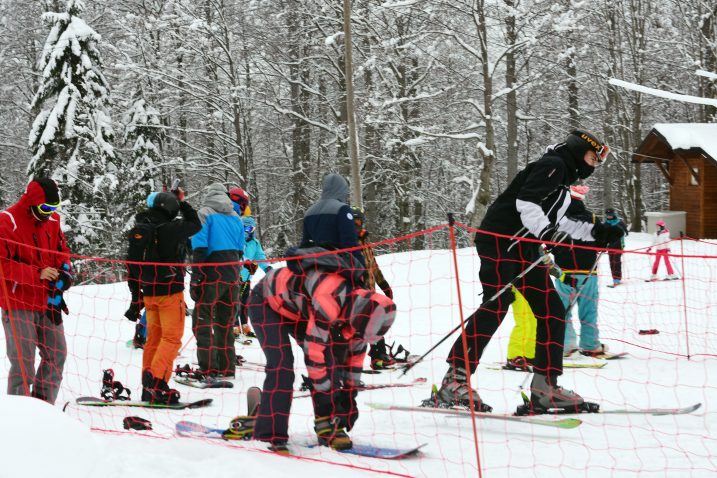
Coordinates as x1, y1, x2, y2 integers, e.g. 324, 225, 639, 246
343, 0, 362, 208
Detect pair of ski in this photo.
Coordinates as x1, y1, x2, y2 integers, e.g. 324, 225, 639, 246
489, 352, 628, 373
176, 386, 426, 459
293, 377, 427, 398
367, 400, 701, 430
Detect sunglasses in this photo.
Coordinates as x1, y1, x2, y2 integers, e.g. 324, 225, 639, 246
37, 202, 60, 215
244, 225, 255, 234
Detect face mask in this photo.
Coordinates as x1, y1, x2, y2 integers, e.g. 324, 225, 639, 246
577, 162, 595, 179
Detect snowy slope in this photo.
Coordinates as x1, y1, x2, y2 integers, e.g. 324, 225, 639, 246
1, 233, 716, 477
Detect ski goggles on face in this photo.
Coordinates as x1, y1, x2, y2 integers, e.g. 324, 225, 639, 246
596, 143, 610, 163
244, 225, 255, 234
37, 202, 60, 215
230, 194, 248, 206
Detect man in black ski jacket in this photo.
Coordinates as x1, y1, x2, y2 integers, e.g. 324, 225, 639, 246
127, 190, 201, 404
436, 130, 625, 413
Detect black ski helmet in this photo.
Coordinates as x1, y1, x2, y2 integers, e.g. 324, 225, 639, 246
565, 130, 607, 179
152, 192, 180, 219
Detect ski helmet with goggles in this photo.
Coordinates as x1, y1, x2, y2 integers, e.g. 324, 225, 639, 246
348, 289, 396, 344
566, 130, 609, 179
27, 178, 61, 221
228, 187, 249, 206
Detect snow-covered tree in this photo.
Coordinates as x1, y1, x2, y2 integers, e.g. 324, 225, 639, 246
121, 93, 162, 219
27, 0, 117, 256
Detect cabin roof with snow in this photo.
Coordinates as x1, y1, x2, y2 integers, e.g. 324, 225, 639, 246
632, 123, 717, 167
632, 123, 717, 239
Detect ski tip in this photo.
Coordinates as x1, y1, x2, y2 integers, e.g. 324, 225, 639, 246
556, 418, 583, 429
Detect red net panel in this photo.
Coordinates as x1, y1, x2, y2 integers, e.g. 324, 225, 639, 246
0, 225, 715, 476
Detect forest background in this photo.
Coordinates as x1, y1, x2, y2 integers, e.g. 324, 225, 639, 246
0, 0, 715, 262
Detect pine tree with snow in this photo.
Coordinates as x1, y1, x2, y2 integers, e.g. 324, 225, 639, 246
121, 93, 163, 216
27, 0, 118, 256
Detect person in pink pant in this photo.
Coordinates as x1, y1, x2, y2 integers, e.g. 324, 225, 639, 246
648, 220, 678, 280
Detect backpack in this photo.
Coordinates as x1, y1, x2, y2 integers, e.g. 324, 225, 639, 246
127, 220, 174, 285
127, 222, 162, 263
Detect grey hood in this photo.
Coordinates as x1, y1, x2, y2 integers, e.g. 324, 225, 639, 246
320, 174, 349, 202
202, 183, 235, 215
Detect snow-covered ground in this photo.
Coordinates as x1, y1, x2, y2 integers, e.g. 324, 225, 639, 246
1, 232, 716, 477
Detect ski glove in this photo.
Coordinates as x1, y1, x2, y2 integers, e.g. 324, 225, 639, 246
55, 265, 73, 291
538, 225, 571, 245
243, 261, 259, 275
124, 303, 143, 322
592, 222, 625, 247
46, 292, 68, 326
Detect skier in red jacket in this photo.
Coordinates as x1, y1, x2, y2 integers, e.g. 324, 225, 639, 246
0, 178, 71, 404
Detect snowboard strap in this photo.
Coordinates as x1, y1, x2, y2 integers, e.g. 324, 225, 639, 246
101, 369, 132, 401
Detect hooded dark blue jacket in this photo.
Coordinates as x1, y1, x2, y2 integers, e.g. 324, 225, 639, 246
302, 174, 364, 267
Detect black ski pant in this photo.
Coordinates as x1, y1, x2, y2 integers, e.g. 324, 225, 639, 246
192, 281, 238, 375
447, 235, 566, 381
249, 286, 306, 444
608, 250, 623, 281
235, 280, 251, 327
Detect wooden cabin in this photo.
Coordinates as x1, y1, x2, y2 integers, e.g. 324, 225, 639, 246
632, 123, 717, 239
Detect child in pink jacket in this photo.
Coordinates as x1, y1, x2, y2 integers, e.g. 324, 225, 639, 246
649, 220, 679, 280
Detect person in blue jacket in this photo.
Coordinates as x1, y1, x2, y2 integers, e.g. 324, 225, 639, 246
236, 215, 271, 337
190, 183, 245, 378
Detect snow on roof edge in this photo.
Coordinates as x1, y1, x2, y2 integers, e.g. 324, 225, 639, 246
652, 123, 717, 161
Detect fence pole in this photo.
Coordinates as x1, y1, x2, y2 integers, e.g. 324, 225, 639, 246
447, 213, 483, 477
679, 235, 690, 360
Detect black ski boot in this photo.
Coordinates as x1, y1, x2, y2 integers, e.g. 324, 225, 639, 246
141, 370, 180, 405
424, 366, 492, 412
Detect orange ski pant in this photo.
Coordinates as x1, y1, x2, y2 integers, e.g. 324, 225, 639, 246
143, 292, 186, 382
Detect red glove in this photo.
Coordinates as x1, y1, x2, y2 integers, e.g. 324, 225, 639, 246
172, 187, 185, 201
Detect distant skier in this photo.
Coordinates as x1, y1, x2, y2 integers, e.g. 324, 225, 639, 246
235, 215, 271, 338
603, 207, 629, 286
648, 220, 679, 280
434, 130, 624, 414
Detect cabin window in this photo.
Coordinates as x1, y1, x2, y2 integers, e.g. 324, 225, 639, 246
690, 167, 699, 186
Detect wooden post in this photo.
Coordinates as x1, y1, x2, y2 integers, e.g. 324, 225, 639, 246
342, 0, 362, 208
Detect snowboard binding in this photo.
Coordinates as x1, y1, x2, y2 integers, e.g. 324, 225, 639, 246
101, 369, 132, 401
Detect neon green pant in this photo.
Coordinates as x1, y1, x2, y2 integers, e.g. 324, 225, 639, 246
507, 288, 536, 360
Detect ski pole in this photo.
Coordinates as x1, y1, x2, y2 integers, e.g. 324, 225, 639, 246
563, 251, 604, 316
401, 246, 552, 376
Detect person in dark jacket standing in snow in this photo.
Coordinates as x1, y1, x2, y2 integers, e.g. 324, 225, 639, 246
0, 178, 71, 404
131, 189, 201, 404
434, 130, 625, 414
